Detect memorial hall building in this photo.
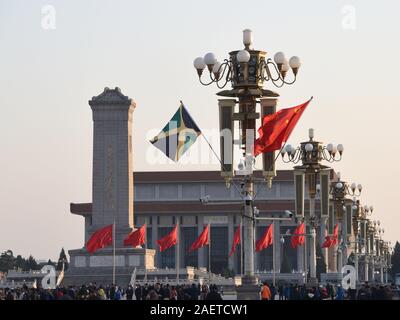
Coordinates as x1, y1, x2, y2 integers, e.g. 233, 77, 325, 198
71, 169, 336, 277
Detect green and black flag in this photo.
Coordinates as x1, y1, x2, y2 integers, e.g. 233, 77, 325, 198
150, 102, 202, 161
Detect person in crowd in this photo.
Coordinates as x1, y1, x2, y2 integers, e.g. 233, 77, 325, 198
170, 285, 178, 300
205, 285, 222, 300
125, 284, 134, 300
261, 281, 272, 300
335, 284, 345, 300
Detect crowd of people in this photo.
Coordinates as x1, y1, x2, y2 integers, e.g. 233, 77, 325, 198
260, 281, 397, 300
0, 281, 397, 300
0, 282, 223, 300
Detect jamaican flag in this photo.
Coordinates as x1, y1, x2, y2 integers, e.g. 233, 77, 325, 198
150, 102, 201, 161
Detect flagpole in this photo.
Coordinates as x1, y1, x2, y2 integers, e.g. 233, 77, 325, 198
272, 222, 276, 288
208, 224, 211, 285
240, 217, 243, 277
181, 99, 244, 203
304, 232, 308, 284
113, 219, 116, 285
145, 219, 148, 283
177, 218, 180, 285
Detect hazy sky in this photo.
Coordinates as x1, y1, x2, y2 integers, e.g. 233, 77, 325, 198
0, 0, 399, 260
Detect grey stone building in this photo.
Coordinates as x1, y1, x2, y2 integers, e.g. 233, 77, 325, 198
71, 169, 339, 278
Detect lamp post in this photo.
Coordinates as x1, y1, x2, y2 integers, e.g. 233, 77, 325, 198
360, 205, 373, 282
330, 174, 362, 275
280, 128, 344, 283
194, 29, 301, 299
279, 227, 316, 285
350, 200, 366, 285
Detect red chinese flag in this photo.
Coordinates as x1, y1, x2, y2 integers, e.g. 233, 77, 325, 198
256, 223, 274, 252
189, 224, 210, 252
291, 222, 305, 249
254, 98, 312, 157
124, 224, 146, 247
86, 224, 113, 254
229, 224, 241, 257
321, 236, 333, 248
157, 225, 178, 252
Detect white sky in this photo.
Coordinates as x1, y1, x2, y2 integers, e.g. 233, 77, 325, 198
0, 0, 399, 260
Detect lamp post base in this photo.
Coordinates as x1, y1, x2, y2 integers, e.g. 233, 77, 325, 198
236, 275, 260, 300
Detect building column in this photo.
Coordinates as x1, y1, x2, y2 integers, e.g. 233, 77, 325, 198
274, 223, 281, 273
152, 217, 159, 267
342, 212, 348, 267
320, 217, 328, 268
228, 215, 235, 271
254, 224, 259, 272
297, 245, 304, 273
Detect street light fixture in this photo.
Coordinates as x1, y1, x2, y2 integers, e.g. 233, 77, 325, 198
279, 128, 344, 284
193, 29, 300, 89
194, 29, 302, 299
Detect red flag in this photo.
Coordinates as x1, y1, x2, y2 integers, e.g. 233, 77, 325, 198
157, 225, 178, 252
256, 224, 274, 252
124, 224, 146, 247
229, 224, 241, 257
321, 236, 333, 248
331, 224, 339, 245
254, 98, 312, 156
321, 224, 339, 248
86, 224, 113, 254
291, 222, 305, 248
189, 224, 210, 252
256, 223, 274, 252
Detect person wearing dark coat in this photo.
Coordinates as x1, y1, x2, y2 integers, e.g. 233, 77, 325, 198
205, 286, 222, 300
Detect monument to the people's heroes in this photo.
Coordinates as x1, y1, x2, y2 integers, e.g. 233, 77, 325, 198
64, 87, 155, 286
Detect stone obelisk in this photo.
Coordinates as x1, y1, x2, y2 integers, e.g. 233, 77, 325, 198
64, 87, 154, 286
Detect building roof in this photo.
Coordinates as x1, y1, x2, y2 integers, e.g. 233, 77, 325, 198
70, 170, 318, 216
133, 169, 294, 183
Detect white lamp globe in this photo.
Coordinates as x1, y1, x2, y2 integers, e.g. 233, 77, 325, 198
326, 143, 333, 152
357, 184, 362, 191
274, 52, 286, 64
351, 182, 357, 190
281, 60, 290, 72
204, 52, 216, 65
285, 144, 292, 153
193, 57, 206, 70
237, 50, 251, 63
336, 182, 343, 189
289, 56, 301, 69
212, 61, 222, 74
337, 144, 344, 153
305, 143, 313, 152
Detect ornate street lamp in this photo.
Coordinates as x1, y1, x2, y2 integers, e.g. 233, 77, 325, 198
279, 128, 343, 283
330, 175, 362, 273
194, 29, 300, 90
194, 29, 301, 299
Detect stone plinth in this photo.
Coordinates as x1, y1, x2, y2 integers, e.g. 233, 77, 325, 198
64, 247, 155, 287
236, 275, 260, 300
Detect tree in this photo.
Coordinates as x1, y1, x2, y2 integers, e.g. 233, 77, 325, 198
24, 255, 39, 271
56, 248, 69, 271
390, 241, 400, 279
15, 255, 25, 270
0, 250, 15, 272
316, 245, 327, 280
